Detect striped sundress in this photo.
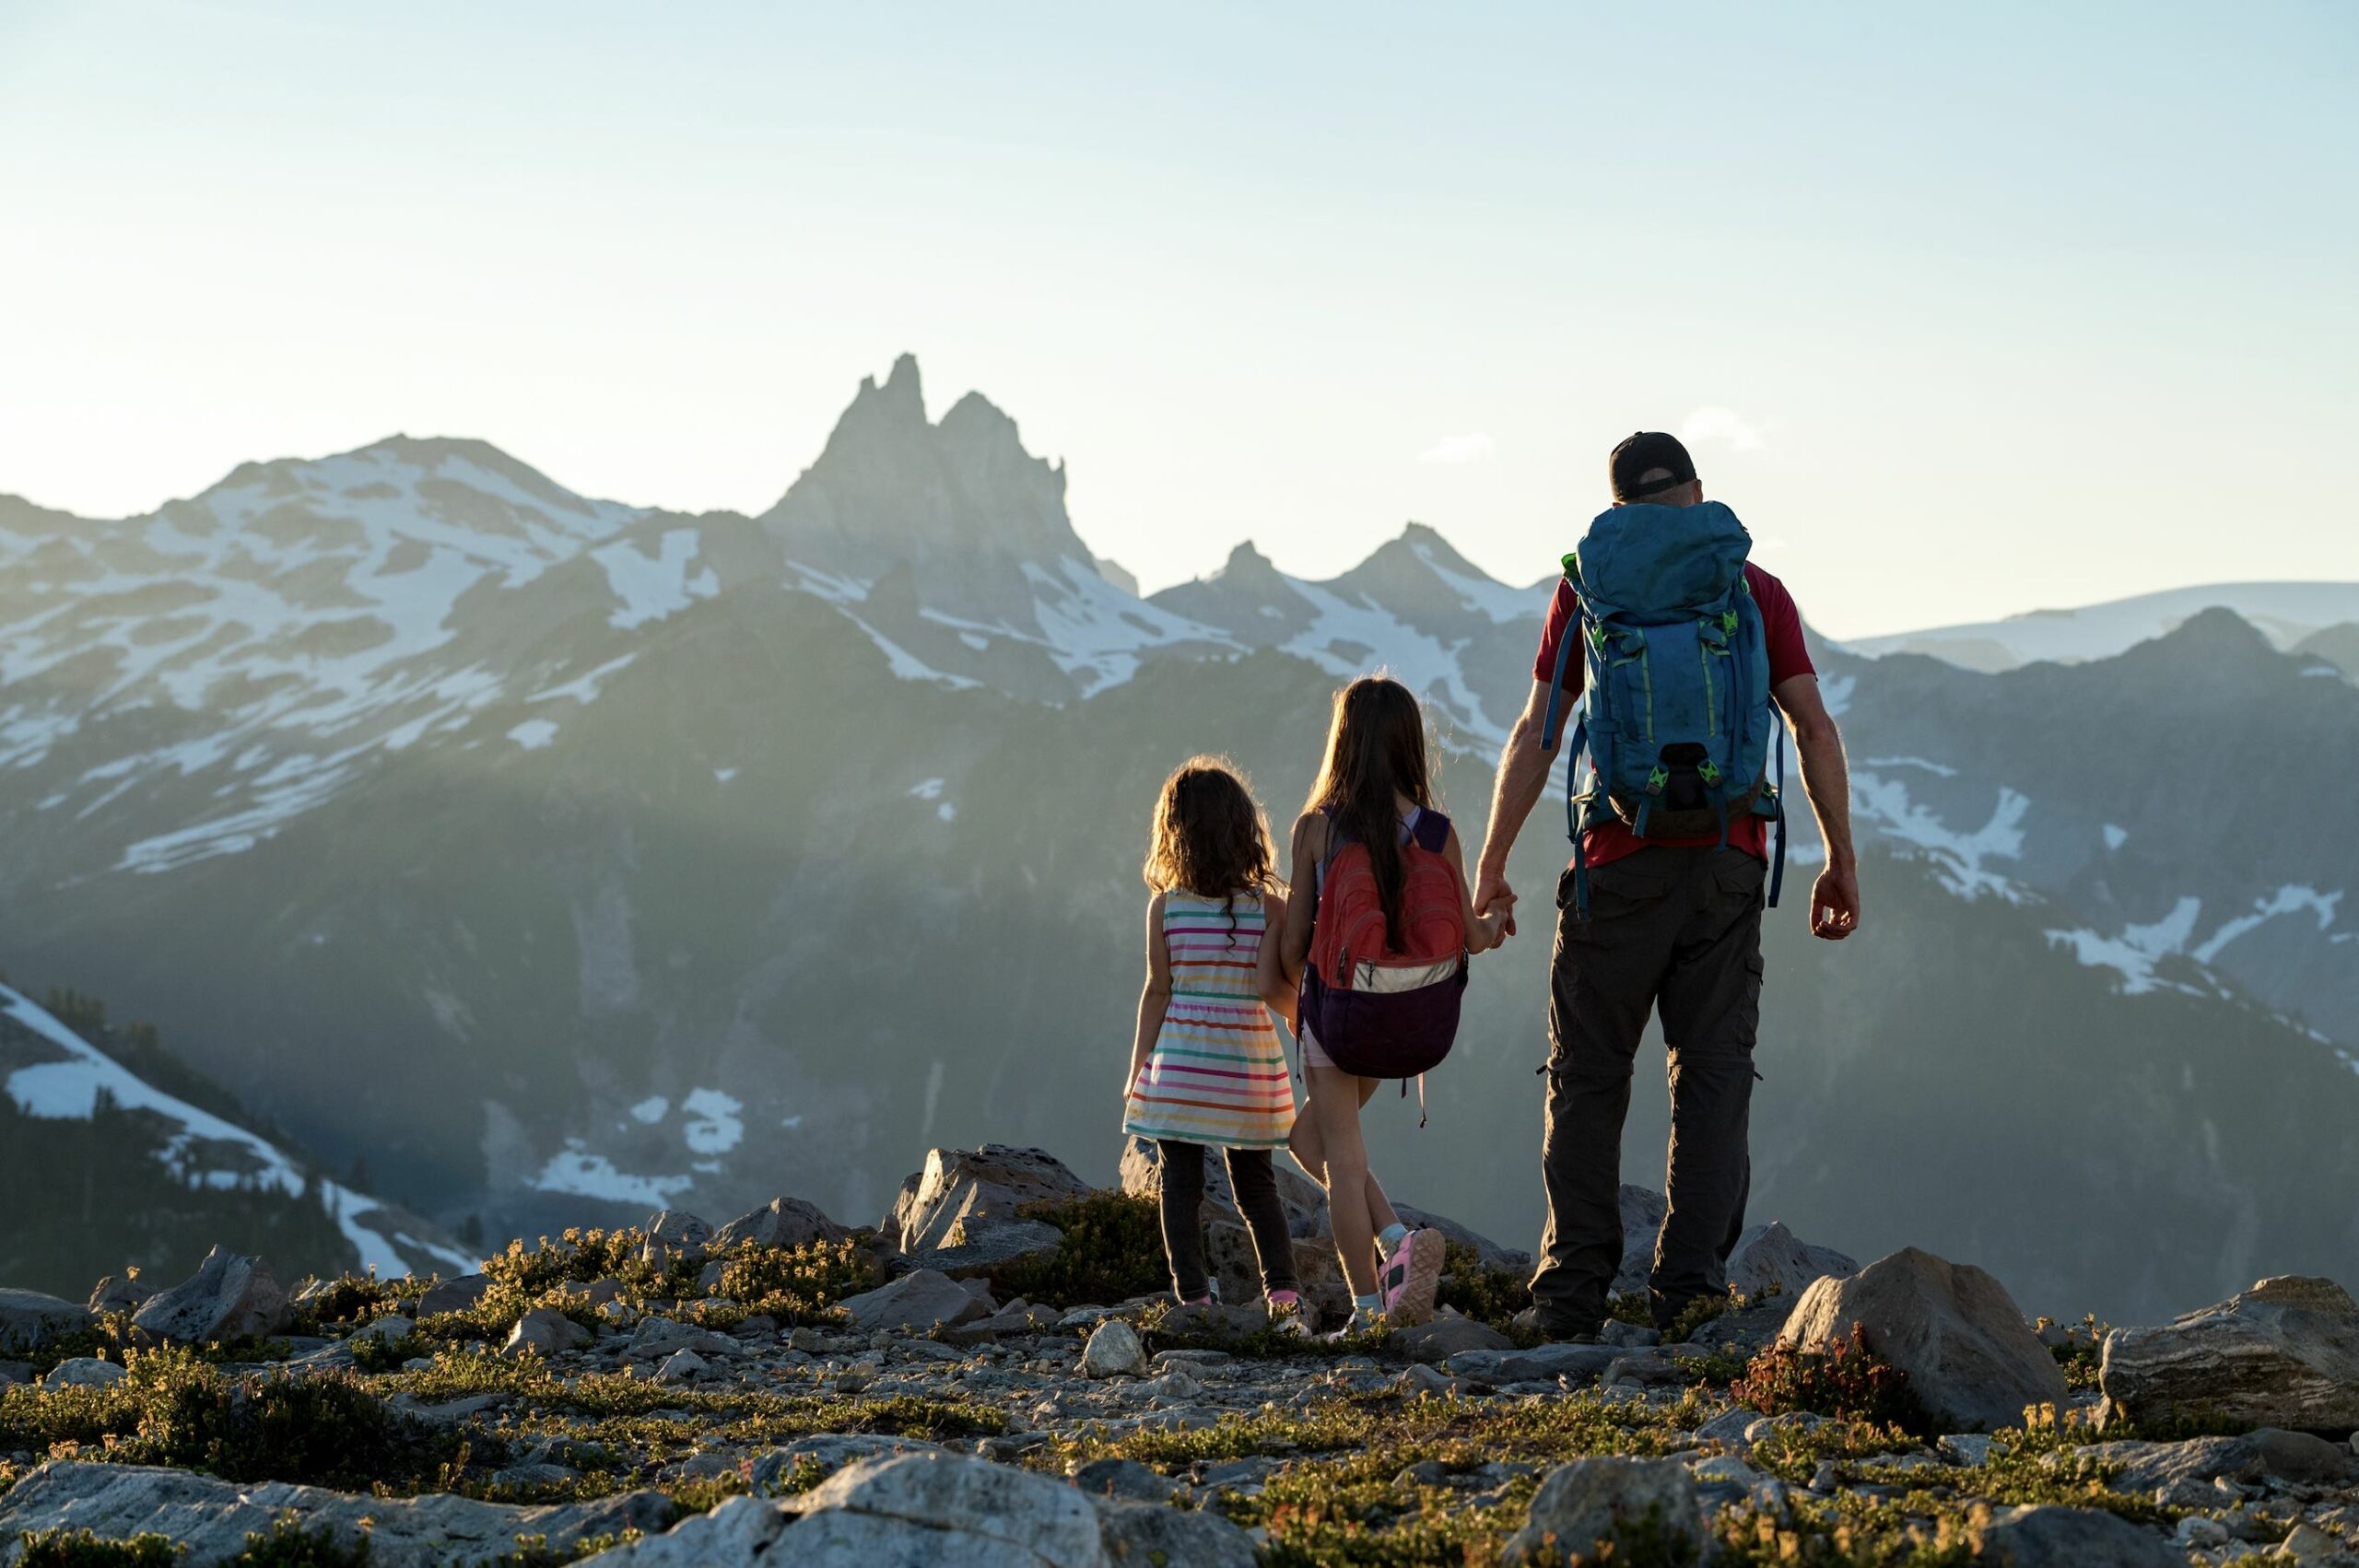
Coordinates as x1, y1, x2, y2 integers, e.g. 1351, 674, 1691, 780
1121, 891, 1297, 1148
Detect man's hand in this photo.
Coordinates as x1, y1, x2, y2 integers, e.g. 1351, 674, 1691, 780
1810, 864, 1860, 940
1473, 865, 1518, 939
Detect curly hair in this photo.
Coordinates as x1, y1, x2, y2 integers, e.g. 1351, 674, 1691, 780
1144, 755, 1278, 946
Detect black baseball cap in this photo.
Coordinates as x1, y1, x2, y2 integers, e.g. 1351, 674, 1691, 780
1608, 431, 1697, 501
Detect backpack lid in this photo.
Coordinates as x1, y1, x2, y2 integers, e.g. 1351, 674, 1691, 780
1569, 501, 1753, 619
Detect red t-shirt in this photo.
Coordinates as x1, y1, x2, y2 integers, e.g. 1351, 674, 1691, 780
1531, 563, 1814, 869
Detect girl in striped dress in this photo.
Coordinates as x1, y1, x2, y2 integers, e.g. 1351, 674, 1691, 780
1123, 756, 1304, 1322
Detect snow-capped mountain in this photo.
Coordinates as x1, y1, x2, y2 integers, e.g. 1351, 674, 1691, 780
1846, 581, 2359, 673
0, 981, 470, 1289
2, 355, 2353, 1316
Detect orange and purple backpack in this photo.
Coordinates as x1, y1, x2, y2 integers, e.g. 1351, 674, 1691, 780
1297, 806, 1469, 1084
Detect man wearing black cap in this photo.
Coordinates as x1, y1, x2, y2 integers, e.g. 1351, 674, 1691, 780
1472, 431, 1860, 1339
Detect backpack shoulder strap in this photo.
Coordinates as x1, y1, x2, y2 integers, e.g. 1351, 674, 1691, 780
1539, 571, 1580, 752
1408, 809, 1451, 852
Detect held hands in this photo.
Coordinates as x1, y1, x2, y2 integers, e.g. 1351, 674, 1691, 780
1473, 864, 1519, 943
1811, 863, 1861, 941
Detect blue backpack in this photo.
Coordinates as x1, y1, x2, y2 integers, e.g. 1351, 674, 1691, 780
1538, 501, 1787, 917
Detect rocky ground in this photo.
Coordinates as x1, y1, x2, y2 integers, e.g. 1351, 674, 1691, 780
0, 1142, 2353, 1566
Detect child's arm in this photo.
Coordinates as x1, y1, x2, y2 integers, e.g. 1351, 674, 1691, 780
1271, 813, 1324, 986
1445, 825, 1511, 954
1255, 886, 1299, 1032
1126, 892, 1172, 1100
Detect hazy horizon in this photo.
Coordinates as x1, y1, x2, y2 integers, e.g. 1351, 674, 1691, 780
5, 2, 2353, 639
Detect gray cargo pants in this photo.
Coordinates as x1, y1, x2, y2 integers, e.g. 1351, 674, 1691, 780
1531, 845, 1766, 1332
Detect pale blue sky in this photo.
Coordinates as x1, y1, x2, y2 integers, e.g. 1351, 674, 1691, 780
3, 1, 2353, 636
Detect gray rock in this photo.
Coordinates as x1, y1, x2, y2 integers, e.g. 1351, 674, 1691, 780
643, 1210, 712, 1254
2086, 1430, 2356, 1492
354, 1314, 415, 1344
574, 1494, 788, 1566
2100, 1275, 2359, 1433
750, 1435, 950, 1494
1779, 1246, 2066, 1432
1610, 1185, 1670, 1297
0, 1289, 96, 1353
504, 1306, 591, 1358
1695, 1406, 1764, 1447
890, 1145, 1094, 1254
1392, 1315, 1510, 1363
1080, 1319, 1147, 1378
1095, 1495, 1258, 1567
417, 1273, 491, 1316
839, 1268, 990, 1334
0, 1460, 670, 1567
87, 1275, 150, 1316
654, 1348, 707, 1384
1725, 1221, 1857, 1299
40, 1356, 125, 1389
781, 1451, 1108, 1567
712, 1195, 852, 1252
1446, 1342, 1623, 1386
1971, 1503, 2181, 1567
1688, 1299, 1792, 1352
1938, 1433, 1993, 1466
130, 1247, 288, 1345
919, 1215, 1066, 1280
1067, 1457, 1175, 1503
1601, 1319, 1661, 1348
2277, 1523, 2346, 1563
1501, 1456, 1707, 1566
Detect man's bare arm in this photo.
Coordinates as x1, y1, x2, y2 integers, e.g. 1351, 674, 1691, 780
1773, 673, 1860, 940
1473, 679, 1564, 936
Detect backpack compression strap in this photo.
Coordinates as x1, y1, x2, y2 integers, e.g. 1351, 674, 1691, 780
1767, 711, 1788, 910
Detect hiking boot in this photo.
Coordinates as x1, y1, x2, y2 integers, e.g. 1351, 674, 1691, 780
1379, 1228, 1446, 1327
1510, 1305, 1602, 1343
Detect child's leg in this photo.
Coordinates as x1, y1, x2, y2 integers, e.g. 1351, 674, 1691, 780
1304, 1064, 1381, 1297
1291, 1084, 1402, 1245
1221, 1147, 1300, 1298
1155, 1140, 1213, 1301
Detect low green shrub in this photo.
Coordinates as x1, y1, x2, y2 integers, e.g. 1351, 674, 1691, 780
1433, 1242, 1529, 1328
1729, 1324, 1933, 1434
991, 1193, 1168, 1308
13, 1530, 182, 1567
0, 1344, 478, 1491
711, 1238, 871, 1324
229, 1516, 370, 1567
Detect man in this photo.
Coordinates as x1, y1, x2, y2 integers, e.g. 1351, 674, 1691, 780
1473, 431, 1860, 1338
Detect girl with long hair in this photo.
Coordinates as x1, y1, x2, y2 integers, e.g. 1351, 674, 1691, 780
1262, 676, 1508, 1333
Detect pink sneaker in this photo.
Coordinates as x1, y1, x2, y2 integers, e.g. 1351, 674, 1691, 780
1379, 1228, 1445, 1327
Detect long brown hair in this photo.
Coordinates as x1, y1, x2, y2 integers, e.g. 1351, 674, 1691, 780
1305, 676, 1436, 953
1144, 755, 1278, 946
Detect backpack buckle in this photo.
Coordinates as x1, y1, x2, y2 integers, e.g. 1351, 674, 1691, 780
1645, 765, 1669, 795
1697, 759, 1723, 788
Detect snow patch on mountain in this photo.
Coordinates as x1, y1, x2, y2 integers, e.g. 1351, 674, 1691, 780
1282, 580, 1505, 743
1406, 537, 1546, 626
2046, 885, 2341, 998
1020, 557, 1227, 697
0, 983, 470, 1277
528, 1141, 693, 1209
1852, 581, 2359, 672
2191, 885, 2341, 964
1851, 769, 2028, 901
593, 529, 720, 629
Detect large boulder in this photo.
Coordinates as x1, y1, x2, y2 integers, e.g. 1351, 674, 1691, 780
1971, 1504, 2181, 1566
1500, 1456, 1707, 1566
1778, 1247, 2065, 1432
0, 1288, 96, 1352
838, 1269, 990, 1335
713, 1196, 853, 1252
0, 1461, 671, 1567
1724, 1221, 1856, 1299
2099, 1275, 2359, 1433
130, 1247, 288, 1345
889, 1146, 1095, 1254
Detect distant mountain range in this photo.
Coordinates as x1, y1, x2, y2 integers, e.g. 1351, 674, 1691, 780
1848, 581, 2359, 673
1, 355, 2353, 1320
